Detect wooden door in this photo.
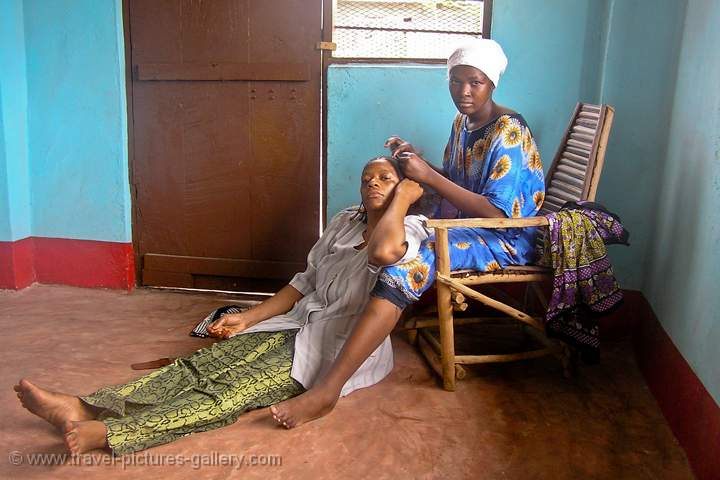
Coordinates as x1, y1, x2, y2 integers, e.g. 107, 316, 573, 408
127, 0, 322, 292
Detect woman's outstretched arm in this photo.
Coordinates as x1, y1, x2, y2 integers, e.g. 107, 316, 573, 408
207, 285, 303, 338
366, 179, 424, 266
233, 285, 304, 326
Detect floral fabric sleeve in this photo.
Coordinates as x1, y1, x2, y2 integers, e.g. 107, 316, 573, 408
478, 115, 545, 218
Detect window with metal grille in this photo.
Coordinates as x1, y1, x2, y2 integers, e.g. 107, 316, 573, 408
333, 0, 490, 60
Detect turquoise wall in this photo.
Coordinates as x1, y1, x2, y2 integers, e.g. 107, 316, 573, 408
491, 0, 609, 174
0, 87, 8, 240
0, 0, 31, 242
0, 78, 10, 242
327, 65, 455, 217
23, 0, 131, 243
596, 0, 687, 288
644, 0, 720, 404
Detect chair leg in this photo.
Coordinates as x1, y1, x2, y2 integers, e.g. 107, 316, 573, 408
434, 227, 456, 391
437, 278, 456, 391
401, 308, 418, 345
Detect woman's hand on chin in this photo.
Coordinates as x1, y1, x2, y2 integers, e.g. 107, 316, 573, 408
207, 313, 253, 339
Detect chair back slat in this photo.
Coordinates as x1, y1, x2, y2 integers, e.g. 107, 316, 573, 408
534, 103, 615, 256
538, 103, 615, 216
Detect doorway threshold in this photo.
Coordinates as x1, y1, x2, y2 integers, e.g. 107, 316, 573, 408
144, 285, 273, 300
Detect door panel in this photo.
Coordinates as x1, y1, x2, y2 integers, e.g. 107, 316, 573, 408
129, 0, 322, 291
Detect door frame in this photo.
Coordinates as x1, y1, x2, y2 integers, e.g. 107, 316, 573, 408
121, 0, 140, 286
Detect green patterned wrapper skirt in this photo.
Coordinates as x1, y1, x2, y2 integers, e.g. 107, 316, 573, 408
80, 330, 304, 455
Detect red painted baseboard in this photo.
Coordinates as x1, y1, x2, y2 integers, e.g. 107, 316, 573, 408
631, 293, 720, 480
0, 237, 134, 290
0, 237, 36, 289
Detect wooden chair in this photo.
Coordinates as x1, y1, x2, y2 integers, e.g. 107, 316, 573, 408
404, 103, 615, 391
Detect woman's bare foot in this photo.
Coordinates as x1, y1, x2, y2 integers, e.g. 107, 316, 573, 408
62, 420, 108, 455
13, 379, 98, 429
270, 387, 339, 429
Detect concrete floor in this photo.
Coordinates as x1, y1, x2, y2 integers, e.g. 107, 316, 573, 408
0, 285, 693, 479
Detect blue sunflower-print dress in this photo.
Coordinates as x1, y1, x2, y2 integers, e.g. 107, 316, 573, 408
376, 113, 545, 304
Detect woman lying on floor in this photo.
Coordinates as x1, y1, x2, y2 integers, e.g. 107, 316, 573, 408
14, 156, 430, 456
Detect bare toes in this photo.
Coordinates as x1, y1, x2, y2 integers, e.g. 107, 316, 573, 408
62, 421, 79, 454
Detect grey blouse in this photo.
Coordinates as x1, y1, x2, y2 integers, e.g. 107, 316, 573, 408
238, 207, 430, 396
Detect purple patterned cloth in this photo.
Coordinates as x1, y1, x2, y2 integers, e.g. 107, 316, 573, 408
540, 202, 629, 362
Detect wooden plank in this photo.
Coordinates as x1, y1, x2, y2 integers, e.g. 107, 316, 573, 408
419, 330, 466, 381
144, 253, 305, 280
142, 269, 193, 288
542, 103, 580, 202
434, 227, 457, 391
542, 196, 565, 212
417, 332, 445, 380
411, 315, 520, 330
544, 193, 566, 204
552, 179, 583, 196
554, 171, 585, 188
482, 284, 524, 309
455, 349, 554, 364
586, 106, 614, 200
578, 111, 600, 120
479, 264, 549, 273
457, 272, 548, 284
567, 139, 592, 152
565, 146, 591, 159
436, 274, 545, 330
549, 183, 581, 196
420, 327, 442, 353
136, 62, 310, 81
562, 151, 589, 164
426, 217, 550, 228
576, 118, 598, 129
569, 132, 595, 143
557, 163, 586, 178
572, 125, 596, 135
552, 172, 584, 195
547, 186, 578, 203
559, 158, 589, 173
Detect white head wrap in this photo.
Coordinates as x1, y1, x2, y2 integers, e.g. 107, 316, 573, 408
447, 38, 508, 88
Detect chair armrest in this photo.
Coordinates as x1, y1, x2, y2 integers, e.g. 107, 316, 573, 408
425, 217, 550, 229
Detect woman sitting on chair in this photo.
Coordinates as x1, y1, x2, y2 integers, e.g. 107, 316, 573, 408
14, 156, 429, 455
270, 38, 546, 428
